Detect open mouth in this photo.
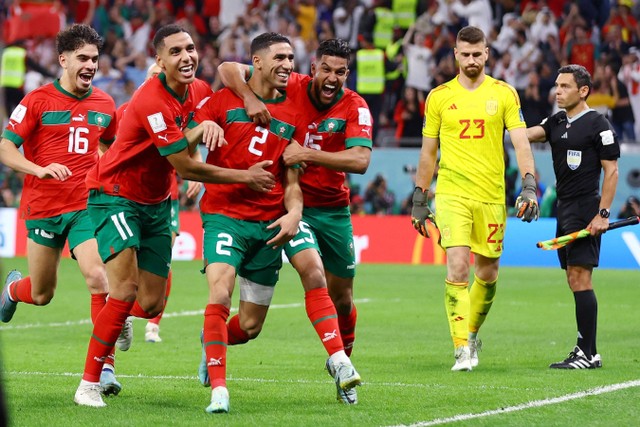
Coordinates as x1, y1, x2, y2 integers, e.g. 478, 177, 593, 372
79, 72, 94, 84
179, 64, 195, 77
321, 83, 337, 99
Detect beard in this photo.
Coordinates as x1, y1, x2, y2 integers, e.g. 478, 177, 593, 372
462, 65, 482, 79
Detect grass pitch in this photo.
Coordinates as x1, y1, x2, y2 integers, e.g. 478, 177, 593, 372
1, 257, 639, 426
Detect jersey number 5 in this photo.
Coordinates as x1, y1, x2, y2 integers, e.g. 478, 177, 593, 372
68, 126, 90, 154
459, 119, 485, 139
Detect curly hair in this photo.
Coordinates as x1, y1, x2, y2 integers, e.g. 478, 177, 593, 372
56, 24, 103, 54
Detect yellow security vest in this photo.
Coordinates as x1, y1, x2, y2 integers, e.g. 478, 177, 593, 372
385, 40, 404, 80
393, 0, 417, 29
0, 46, 27, 88
356, 49, 385, 94
373, 7, 395, 49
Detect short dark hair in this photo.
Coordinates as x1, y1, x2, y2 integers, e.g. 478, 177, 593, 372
316, 38, 351, 60
250, 32, 291, 55
558, 64, 592, 96
56, 24, 103, 54
153, 24, 188, 52
456, 26, 487, 45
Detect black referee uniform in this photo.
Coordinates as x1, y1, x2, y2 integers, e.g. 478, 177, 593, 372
539, 109, 621, 269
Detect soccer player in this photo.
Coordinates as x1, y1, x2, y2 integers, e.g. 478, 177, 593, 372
411, 26, 539, 371
0, 23, 126, 393
217, 38, 368, 404
192, 32, 308, 414
73, 24, 276, 408
526, 64, 619, 369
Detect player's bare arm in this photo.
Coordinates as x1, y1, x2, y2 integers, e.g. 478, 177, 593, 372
0, 138, 72, 181
588, 159, 619, 235
184, 120, 227, 152
266, 167, 303, 248
526, 125, 547, 143
509, 127, 536, 176
283, 142, 371, 174
218, 61, 271, 126
166, 149, 276, 191
185, 148, 204, 198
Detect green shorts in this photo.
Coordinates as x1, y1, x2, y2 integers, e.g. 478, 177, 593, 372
26, 210, 94, 256
88, 190, 172, 278
284, 206, 356, 278
201, 214, 283, 287
170, 199, 180, 235
435, 194, 506, 258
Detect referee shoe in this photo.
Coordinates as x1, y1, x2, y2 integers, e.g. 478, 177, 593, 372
549, 346, 599, 369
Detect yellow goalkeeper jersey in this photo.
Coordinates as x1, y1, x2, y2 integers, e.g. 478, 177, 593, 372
422, 75, 525, 204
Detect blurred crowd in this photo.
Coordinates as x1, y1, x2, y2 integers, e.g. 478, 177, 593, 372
2, 0, 640, 214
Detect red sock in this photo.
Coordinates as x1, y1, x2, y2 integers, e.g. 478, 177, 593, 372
90, 293, 108, 324
204, 304, 229, 389
129, 300, 154, 319
82, 297, 134, 382
305, 287, 343, 356
338, 304, 357, 357
149, 270, 172, 325
11, 277, 34, 304
227, 314, 250, 345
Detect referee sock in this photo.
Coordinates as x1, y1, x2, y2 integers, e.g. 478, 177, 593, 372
204, 304, 229, 389
468, 275, 497, 335
305, 287, 344, 356
574, 289, 598, 358
445, 280, 469, 348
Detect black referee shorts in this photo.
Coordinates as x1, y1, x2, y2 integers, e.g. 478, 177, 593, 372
556, 196, 601, 270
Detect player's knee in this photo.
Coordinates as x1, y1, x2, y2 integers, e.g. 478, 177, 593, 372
83, 265, 108, 293
240, 318, 264, 340
300, 265, 326, 291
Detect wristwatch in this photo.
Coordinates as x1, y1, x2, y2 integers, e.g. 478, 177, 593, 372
599, 208, 610, 219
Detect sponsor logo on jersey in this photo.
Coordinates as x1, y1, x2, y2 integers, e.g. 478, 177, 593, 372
600, 129, 615, 145
447, 104, 458, 110
561, 132, 568, 139
158, 134, 169, 142
147, 112, 167, 133
486, 100, 498, 116
72, 113, 85, 122
567, 150, 582, 170
10, 104, 27, 123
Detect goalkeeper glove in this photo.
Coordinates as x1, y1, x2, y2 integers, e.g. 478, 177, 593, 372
515, 172, 539, 222
411, 187, 436, 237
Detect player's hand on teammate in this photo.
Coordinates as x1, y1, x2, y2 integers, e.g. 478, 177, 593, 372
282, 141, 308, 169
38, 163, 72, 181
185, 180, 202, 199
515, 172, 539, 222
266, 211, 301, 248
246, 97, 271, 127
246, 160, 276, 192
200, 120, 227, 151
411, 187, 436, 238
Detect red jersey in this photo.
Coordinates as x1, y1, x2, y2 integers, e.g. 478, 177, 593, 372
2, 81, 116, 219
87, 73, 212, 204
192, 88, 305, 221
286, 73, 373, 208
117, 101, 179, 201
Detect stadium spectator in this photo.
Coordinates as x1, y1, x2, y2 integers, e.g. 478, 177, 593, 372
411, 26, 539, 372
617, 195, 640, 218
526, 64, 620, 370
393, 86, 425, 140
608, 61, 637, 143
365, 173, 395, 215
333, 0, 366, 50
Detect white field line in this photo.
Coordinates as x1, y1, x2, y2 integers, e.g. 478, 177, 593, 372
0, 298, 371, 331
386, 379, 640, 427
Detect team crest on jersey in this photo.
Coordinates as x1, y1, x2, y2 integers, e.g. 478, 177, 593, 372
567, 150, 582, 170
10, 104, 27, 123
485, 100, 498, 116
147, 112, 167, 133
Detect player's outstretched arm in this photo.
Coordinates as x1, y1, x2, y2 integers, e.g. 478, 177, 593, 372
167, 150, 275, 191
283, 142, 371, 174
0, 138, 71, 180
218, 61, 271, 126
525, 125, 547, 143
266, 167, 303, 248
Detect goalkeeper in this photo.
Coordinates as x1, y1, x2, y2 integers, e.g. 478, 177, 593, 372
411, 26, 539, 372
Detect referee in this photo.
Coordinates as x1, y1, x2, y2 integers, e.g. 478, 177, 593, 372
527, 64, 620, 369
